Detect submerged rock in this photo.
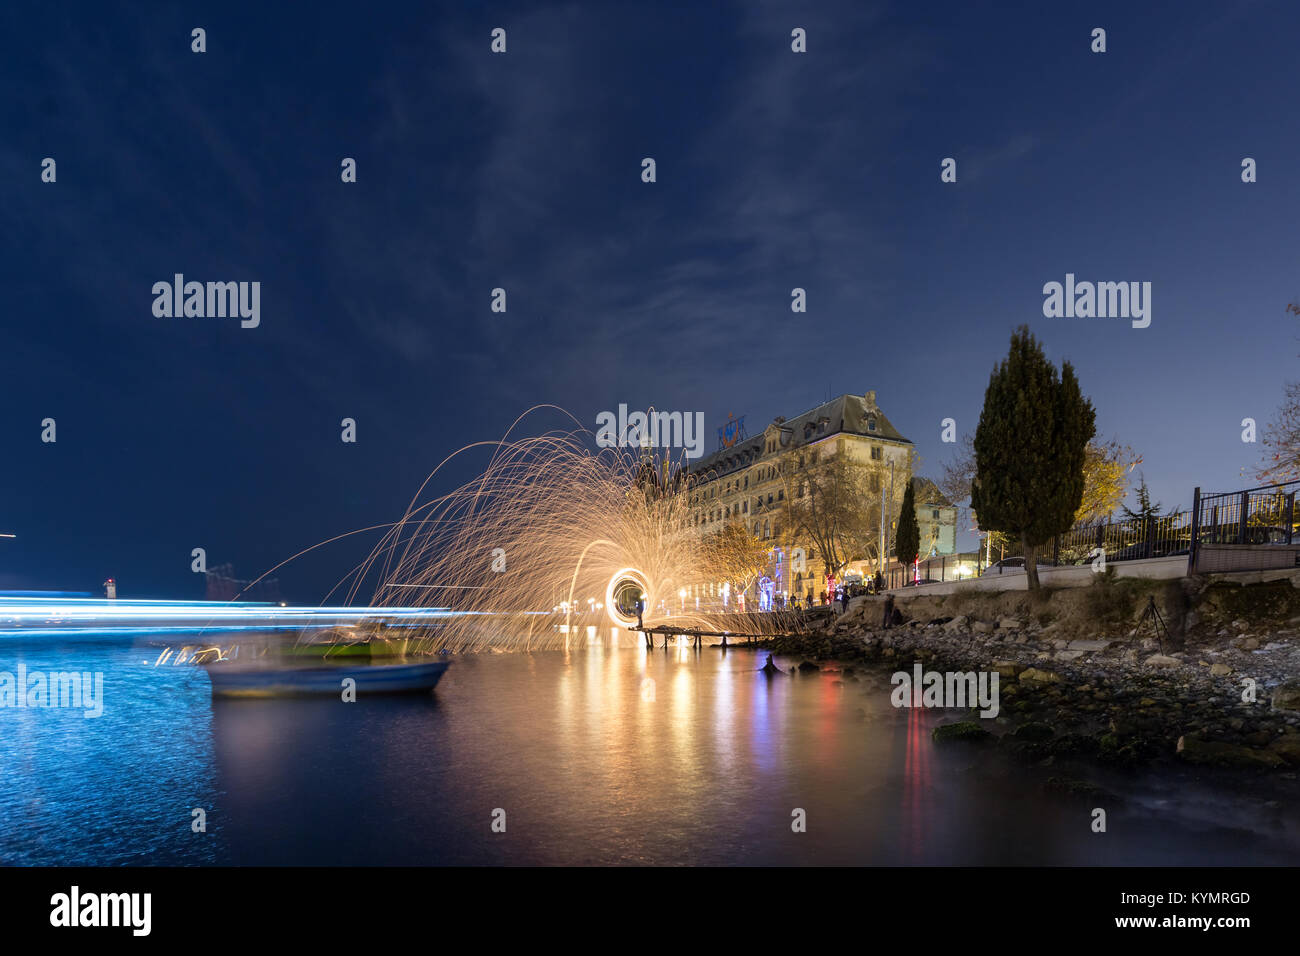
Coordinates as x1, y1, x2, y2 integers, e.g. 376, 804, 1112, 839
1011, 722, 1055, 742
1267, 736, 1300, 765
1272, 681, 1300, 712
1176, 735, 1286, 769
932, 721, 993, 744
1019, 668, 1061, 683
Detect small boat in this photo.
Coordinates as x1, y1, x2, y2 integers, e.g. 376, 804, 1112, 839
203, 659, 450, 698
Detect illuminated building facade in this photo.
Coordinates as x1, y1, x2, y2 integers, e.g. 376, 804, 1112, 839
684, 391, 913, 606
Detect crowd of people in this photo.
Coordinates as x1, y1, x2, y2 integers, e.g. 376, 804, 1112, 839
783, 569, 888, 612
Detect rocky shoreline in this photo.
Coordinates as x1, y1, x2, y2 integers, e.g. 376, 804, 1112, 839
753, 576, 1300, 776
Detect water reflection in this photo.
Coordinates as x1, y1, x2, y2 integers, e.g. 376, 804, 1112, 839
3, 635, 1298, 865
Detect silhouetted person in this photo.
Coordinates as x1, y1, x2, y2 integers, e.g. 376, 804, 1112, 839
874, 570, 884, 593
881, 593, 895, 629
636, 598, 644, 630
840, 590, 849, 613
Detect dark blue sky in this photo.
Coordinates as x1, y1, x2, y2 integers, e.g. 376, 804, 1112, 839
2, 1, 1297, 600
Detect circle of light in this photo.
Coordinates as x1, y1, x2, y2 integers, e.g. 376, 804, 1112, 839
605, 567, 651, 628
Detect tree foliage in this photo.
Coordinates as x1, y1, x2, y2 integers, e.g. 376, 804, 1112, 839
895, 480, 920, 569
701, 520, 772, 595
942, 432, 1136, 530
777, 443, 910, 577
970, 326, 1096, 588
1257, 305, 1300, 483
1076, 438, 1141, 523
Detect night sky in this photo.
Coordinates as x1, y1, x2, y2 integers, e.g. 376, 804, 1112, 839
2, 1, 1297, 601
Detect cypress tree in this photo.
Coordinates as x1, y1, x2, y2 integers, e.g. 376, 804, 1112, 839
970, 326, 1096, 589
895, 480, 920, 579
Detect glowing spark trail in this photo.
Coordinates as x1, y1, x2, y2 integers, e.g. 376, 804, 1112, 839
314, 408, 795, 652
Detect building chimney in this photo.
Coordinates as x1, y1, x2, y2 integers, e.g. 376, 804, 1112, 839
864, 390, 876, 407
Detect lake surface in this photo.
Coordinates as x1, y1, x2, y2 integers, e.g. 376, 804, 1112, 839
2, 632, 1297, 866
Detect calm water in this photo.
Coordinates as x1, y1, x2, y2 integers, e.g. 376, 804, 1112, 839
2, 632, 1298, 866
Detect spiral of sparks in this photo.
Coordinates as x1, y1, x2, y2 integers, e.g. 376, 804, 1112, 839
302, 408, 781, 652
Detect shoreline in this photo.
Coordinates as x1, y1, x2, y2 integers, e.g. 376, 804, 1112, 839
748, 582, 1300, 778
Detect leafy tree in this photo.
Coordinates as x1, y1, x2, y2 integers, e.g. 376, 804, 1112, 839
1257, 304, 1300, 483
970, 326, 1096, 589
895, 480, 920, 574
1076, 438, 1140, 523
943, 432, 1137, 528
701, 520, 772, 598
1120, 477, 1164, 526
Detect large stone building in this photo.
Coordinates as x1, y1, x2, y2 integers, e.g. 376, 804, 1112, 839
684, 392, 913, 608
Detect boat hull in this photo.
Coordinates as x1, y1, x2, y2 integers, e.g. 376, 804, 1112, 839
203, 659, 450, 698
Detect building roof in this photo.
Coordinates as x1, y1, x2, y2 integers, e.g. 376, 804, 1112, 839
912, 476, 952, 507
689, 392, 911, 479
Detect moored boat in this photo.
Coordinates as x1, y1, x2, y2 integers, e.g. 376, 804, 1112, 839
203, 658, 449, 698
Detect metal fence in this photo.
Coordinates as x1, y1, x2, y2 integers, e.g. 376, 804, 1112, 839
1053, 510, 1192, 564
983, 510, 1192, 569
878, 479, 1300, 588
1191, 480, 1299, 548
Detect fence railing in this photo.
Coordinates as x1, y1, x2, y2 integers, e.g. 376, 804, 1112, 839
866, 480, 1300, 590
1191, 480, 1299, 548
986, 510, 1192, 569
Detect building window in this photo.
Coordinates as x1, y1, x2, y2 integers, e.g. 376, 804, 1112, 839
867, 417, 877, 432
932, 509, 940, 519
871, 446, 882, 461
778, 489, 784, 501
763, 520, 770, 539
870, 475, 881, 493
743, 501, 748, 513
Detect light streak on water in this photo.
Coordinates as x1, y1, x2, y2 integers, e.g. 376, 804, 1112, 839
0, 595, 463, 637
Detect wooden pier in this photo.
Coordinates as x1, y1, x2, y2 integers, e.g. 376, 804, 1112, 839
629, 625, 771, 649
